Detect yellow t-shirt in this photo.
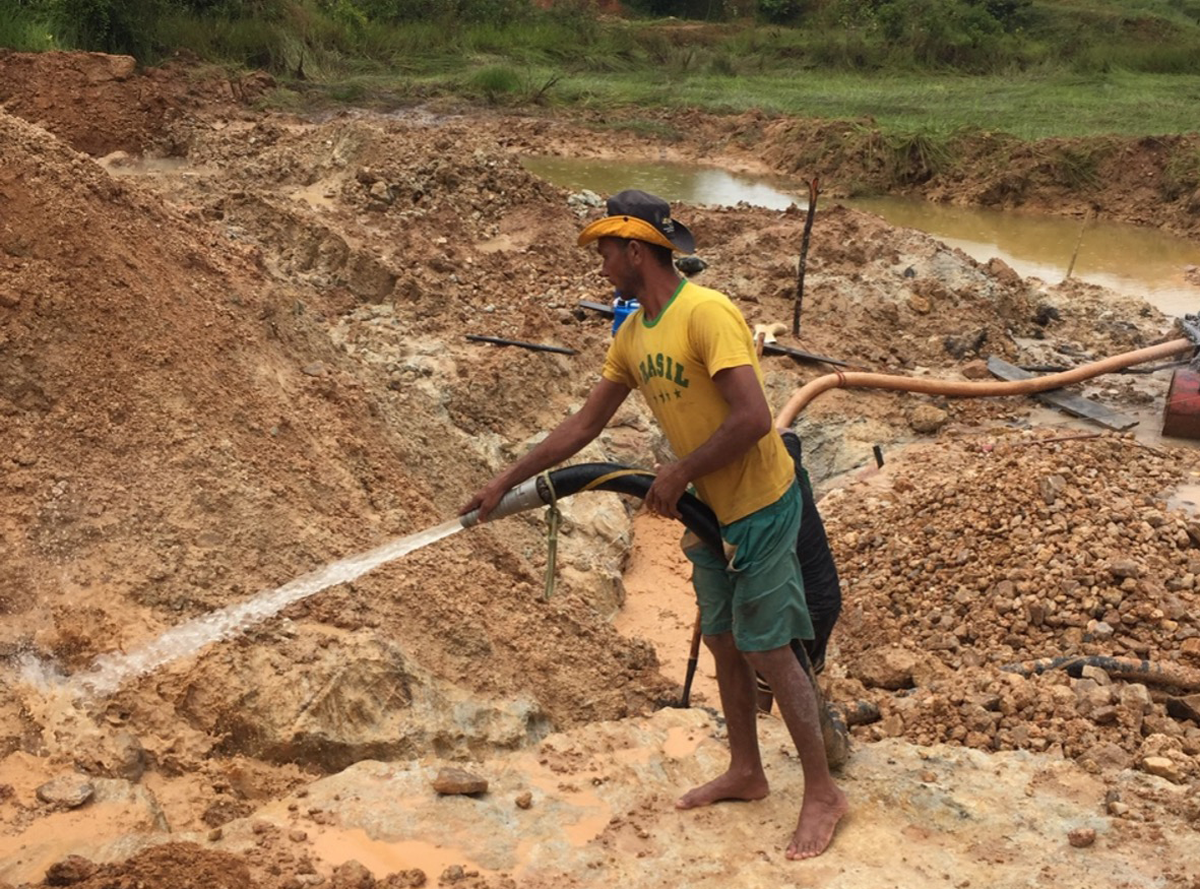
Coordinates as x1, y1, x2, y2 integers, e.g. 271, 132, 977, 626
601, 280, 794, 526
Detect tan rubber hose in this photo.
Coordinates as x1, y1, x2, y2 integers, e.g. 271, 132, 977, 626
774, 338, 1195, 430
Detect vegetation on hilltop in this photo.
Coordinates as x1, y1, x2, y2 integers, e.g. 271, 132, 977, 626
3, 0, 1200, 139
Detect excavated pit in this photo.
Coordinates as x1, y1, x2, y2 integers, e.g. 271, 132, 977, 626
2, 50, 1200, 889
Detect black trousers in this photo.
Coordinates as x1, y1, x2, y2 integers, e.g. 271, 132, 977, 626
780, 431, 842, 673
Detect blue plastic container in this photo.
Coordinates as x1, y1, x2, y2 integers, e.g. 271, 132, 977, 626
612, 294, 640, 335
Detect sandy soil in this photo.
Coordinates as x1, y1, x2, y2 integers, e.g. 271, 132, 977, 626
2, 51, 1200, 889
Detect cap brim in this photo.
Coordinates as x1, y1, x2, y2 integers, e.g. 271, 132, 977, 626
578, 215, 693, 252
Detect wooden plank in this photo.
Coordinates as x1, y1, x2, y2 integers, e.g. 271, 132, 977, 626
986, 356, 1139, 431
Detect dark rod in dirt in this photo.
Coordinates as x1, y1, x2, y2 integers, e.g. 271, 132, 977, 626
792, 177, 820, 337
465, 335, 578, 355
679, 611, 703, 708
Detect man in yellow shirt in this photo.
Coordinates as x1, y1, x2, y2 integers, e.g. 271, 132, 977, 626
462, 190, 847, 859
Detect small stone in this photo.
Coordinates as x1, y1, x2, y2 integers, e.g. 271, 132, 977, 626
289, 829, 308, 842
431, 767, 488, 796
440, 864, 465, 883
1068, 827, 1096, 848
1166, 694, 1200, 725
331, 859, 374, 889
35, 776, 94, 809
851, 645, 918, 690
1038, 475, 1067, 505
907, 294, 932, 314
1109, 559, 1141, 580
1141, 755, 1184, 784
368, 180, 392, 204
514, 791, 533, 809
1119, 684, 1153, 715
909, 404, 949, 435
208, 827, 223, 841
1086, 620, 1115, 641
302, 362, 327, 377
1080, 742, 1129, 771
960, 359, 991, 380
385, 869, 426, 888
45, 855, 96, 886
1181, 638, 1200, 661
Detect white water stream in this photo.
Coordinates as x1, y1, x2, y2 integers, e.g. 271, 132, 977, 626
26, 518, 466, 699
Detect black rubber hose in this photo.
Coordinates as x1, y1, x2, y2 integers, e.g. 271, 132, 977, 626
1000, 654, 1200, 691
461, 462, 724, 559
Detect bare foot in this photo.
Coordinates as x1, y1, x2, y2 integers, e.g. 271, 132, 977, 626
675, 769, 769, 810
786, 786, 849, 860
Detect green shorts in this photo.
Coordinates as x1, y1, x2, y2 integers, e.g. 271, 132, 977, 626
683, 482, 814, 652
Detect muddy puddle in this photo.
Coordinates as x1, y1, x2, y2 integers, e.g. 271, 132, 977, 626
522, 156, 1200, 318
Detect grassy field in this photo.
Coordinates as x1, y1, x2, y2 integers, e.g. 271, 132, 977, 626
6, 0, 1200, 140
422, 66, 1200, 140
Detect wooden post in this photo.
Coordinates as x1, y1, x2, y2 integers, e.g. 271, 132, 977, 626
1064, 209, 1093, 281
793, 177, 820, 337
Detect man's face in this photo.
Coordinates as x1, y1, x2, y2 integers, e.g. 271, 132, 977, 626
597, 237, 640, 296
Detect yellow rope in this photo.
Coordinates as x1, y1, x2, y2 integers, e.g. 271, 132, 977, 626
577, 468, 654, 492
541, 471, 560, 602
543, 468, 655, 600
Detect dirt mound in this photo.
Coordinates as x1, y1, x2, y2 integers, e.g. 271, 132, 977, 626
0, 105, 672, 781
0, 50, 270, 156
38, 843, 259, 889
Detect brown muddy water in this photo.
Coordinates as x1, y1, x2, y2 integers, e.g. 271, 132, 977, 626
522, 157, 1200, 319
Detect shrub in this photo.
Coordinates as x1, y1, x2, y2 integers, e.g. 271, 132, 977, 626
49, 0, 172, 58
464, 63, 523, 101
0, 2, 57, 50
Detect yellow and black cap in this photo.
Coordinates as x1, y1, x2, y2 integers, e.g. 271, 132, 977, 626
577, 189, 696, 253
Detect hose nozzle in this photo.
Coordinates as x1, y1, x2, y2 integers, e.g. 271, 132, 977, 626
460, 475, 553, 528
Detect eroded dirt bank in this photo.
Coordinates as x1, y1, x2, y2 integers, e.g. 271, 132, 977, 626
1, 51, 1199, 889
3, 51, 1199, 236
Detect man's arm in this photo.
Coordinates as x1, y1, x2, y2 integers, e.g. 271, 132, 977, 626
460, 377, 632, 522
644, 363, 771, 518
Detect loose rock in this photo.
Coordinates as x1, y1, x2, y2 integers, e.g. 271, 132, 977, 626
1068, 827, 1096, 848
431, 767, 488, 796
35, 775, 94, 809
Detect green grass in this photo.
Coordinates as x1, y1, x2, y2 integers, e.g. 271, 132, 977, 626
0, 6, 57, 51
518, 68, 1200, 140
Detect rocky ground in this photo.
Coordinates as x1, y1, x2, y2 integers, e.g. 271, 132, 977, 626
1, 51, 1199, 889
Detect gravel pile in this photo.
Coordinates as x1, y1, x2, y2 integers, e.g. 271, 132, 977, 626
823, 431, 1200, 783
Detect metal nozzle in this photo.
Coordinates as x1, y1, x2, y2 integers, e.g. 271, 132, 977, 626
460, 476, 551, 528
